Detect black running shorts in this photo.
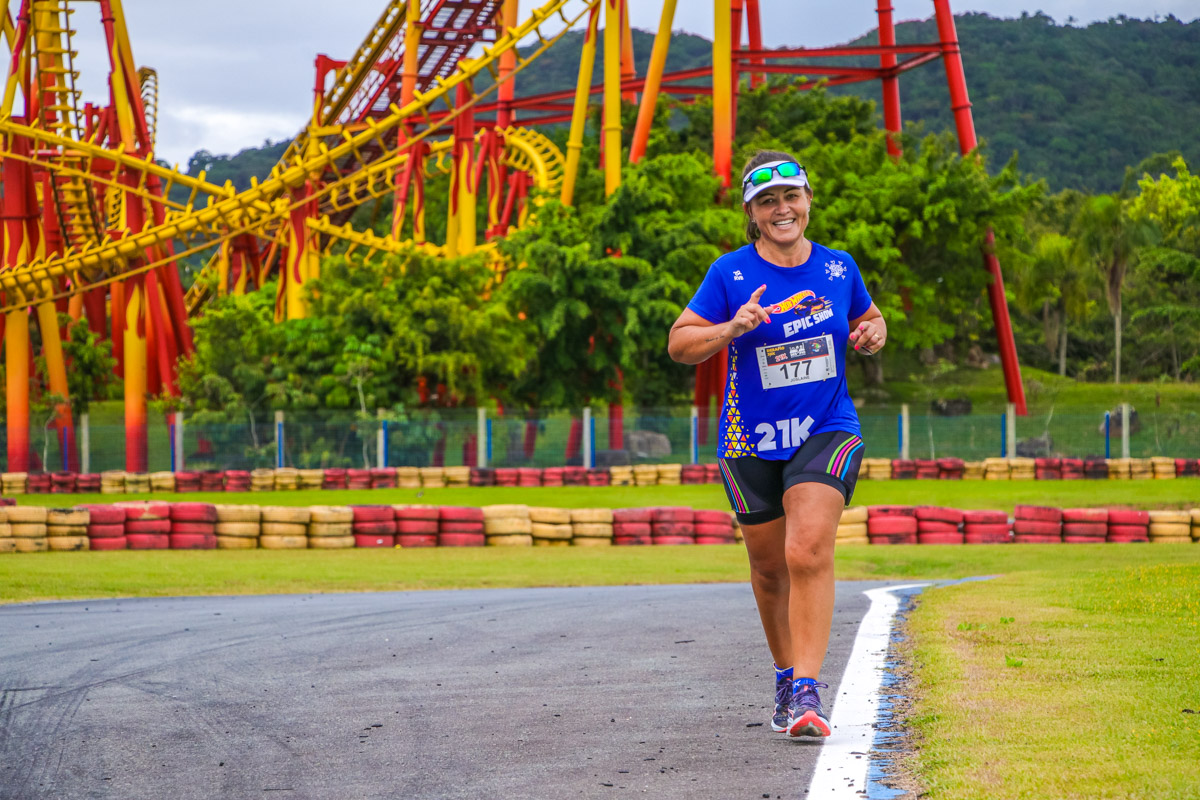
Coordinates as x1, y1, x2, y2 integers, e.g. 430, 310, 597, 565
717, 430, 865, 525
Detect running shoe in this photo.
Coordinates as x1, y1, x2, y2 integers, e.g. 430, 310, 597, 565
787, 680, 831, 738
771, 668, 793, 732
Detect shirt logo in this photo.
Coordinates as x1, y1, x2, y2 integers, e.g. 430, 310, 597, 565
733, 270, 744, 281
825, 260, 846, 280
769, 289, 834, 338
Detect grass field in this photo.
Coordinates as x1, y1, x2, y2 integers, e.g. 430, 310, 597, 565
10, 476, 1200, 512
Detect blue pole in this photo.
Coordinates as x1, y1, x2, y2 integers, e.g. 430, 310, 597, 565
691, 415, 699, 465
1104, 411, 1111, 459
382, 420, 390, 467
589, 415, 596, 468
1000, 413, 1006, 457
169, 423, 176, 472
896, 413, 902, 457
276, 418, 284, 468
486, 418, 494, 465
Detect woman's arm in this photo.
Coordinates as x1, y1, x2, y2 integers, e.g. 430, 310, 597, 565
669, 284, 771, 365
848, 303, 887, 355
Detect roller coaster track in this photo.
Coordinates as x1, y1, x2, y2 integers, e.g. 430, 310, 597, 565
0, 0, 599, 313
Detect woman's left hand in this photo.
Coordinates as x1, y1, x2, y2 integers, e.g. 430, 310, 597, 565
849, 318, 886, 355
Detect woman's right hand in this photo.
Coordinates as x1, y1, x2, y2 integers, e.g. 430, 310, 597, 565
727, 284, 772, 338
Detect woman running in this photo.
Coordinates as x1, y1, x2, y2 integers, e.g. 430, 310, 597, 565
668, 150, 887, 738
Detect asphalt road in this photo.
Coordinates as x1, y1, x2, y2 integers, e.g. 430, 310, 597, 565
0, 582, 894, 800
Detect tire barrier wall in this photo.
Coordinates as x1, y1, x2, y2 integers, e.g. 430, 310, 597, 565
0, 501, 1197, 554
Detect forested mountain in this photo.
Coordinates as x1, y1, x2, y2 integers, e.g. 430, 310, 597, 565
183, 14, 1197, 193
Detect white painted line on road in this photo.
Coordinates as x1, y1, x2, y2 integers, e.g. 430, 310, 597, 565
807, 583, 930, 797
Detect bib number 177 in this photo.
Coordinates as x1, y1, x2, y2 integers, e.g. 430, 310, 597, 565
754, 415, 815, 452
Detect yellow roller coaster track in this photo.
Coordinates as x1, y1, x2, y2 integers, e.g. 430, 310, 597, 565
0, 0, 598, 313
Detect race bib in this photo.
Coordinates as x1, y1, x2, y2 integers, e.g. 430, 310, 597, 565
756, 334, 837, 390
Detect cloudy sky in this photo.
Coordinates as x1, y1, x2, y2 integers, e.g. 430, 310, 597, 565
55, 0, 1198, 169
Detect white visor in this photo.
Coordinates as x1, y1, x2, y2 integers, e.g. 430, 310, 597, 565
742, 160, 810, 204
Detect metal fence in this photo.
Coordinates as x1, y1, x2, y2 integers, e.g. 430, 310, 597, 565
6, 403, 1199, 473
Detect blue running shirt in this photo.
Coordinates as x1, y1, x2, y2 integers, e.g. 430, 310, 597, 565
687, 242, 873, 460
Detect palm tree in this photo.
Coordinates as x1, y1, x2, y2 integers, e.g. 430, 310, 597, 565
1071, 195, 1156, 383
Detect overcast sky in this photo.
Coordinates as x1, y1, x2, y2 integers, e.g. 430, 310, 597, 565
54, 0, 1199, 169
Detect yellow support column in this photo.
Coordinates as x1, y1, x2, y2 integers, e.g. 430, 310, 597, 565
712, 0, 734, 189
630, 0, 677, 163
123, 279, 149, 472
561, 4, 600, 206
4, 310, 31, 472
603, 0, 624, 197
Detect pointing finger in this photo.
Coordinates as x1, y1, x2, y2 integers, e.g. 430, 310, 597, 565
749, 284, 767, 304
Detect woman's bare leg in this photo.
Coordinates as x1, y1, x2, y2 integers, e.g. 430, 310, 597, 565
781, 482, 845, 678
739, 515, 792, 668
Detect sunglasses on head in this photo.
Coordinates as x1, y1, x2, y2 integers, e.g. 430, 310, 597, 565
743, 161, 806, 188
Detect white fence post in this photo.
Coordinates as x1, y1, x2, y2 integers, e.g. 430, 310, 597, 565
582, 407, 592, 469
900, 404, 910, 460
80, 412, 90, 474
1005, 402, 1017, 459
175, 411, 185, 472
477, 408, 488, 468
1121, 403, 1131, 459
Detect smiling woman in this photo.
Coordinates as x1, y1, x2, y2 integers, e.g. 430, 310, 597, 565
667, 147, 888, 739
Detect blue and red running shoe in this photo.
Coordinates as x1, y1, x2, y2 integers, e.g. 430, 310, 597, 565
771, 667, 793, 732
787, 679, 831, 738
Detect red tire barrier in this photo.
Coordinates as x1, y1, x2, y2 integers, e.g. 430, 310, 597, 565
1108, 508, 1150, 525
1108, 524, 1150, 540
652, 522, 695, 537
613, 536, 652, 546
869, 533, 918, 545
87, 523, 126, 539
125, 518, 171, 534
200, 471, 225, 491
652, 507, 695, 523
439, 521, 485, 534
1062, 522, 1107, 537
1012, 519, 1061, 536
174, 471, 202, 493
693, 510, 734, 526
917, 521, 960, 534
963, 523, 1011, 537
652, 536, 694, 545
351, 505, 393, 523
439, 506, 485, 522
613, 508, 653, 524
80, 504, 125, 524
964, 528, 1011, 544
695, 536, 737, 545
396, 506, 440, 521
1013, 534, 1062, 544
867, 516, 918, 535
126, 533, 169, 550
396, 519, 437, 535
868, 505, 915, 518
353, 534, 395, 548
438, 532, 486, 547
170, 521, 216, 536
396, 534, 438, 548
962, 509, 1007, 524
915, 506, 963, 524
89, 536, 128, 550
120, 501, 171, 520
1062, 508, 1108, 523
355, 520, 398, 536
1014, 504, 1062, 522
170, 502, 218, 523
169, 533, 216, 550
1063, 534, 1107, 544
695, 523, 735, 537
586, 468, 611, 486
613, 522, 651, 537
76, 474, 101, 493
1107, 532, 1150, 543
917, 532, 964, 545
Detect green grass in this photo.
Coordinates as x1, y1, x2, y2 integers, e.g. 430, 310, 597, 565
905, 554, 1200, 799
12, 476, 1200, 512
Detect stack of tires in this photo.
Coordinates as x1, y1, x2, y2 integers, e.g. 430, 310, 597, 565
633, 464, 659, 487
0, 508, 11, 553
915, 507, 963, 544
371, 468, 398, 489
1012, 505, 1062, 543
656, 464, 682, 487
705, 463, 721, 484
530, 506, 572, 547
2, 472, 27, 495
1060, 458, 1085, 480
890, 459, 916, 480
541, 468, 565, 488
396, 467, 420, 489
308, 506, 356, 549
1147, 509, 1191, 543
125, 472, 151, 493
83, 504, 127, 550
444, 467, 470, 489
1191, 509, 1200, 543
867, 506, 917, 545
1129, 458, 1154, 480
214, 505, 261, 549
694, 509, 738, 545
937, 458, 965, 479
170, 471, 196, 492
298, 469, 324, 491
1009, 458, 1035, 481
651, 507, 694, 545
259, 506, 309, 549
1107, 458, 1131, 480
51, 472, 76, 494
100, 470, 124, 494
516, 468, 541, 488
321, 468, 347, 490
483, 504, 532, 546
274, 468, 299, 491
983, 458, 1009, 481
680, 464, 706, 485
347, 505, 395, 547
77, 473, 101, 493
493, 468, 519, 487
470, 467, 496, 487
962, 509, 1010, 544
860, 458, 892, 480
1151, 457, 1176, 480
609, 466, 633, 487
438, 506, 485, 547
122, 501, 170, 549
1176, 459, 1200, 477
914, 459, 939, 480
200, 470, 226, 492
391, 505, 434, 546
170, 503, 218, 549
962, 461, 985, 480
1107, 508, 1149, 542
45, 508, 89, 551
1034, 458, 1061, 480
587, 467, 611, 487
612, 508, 652, 545
225, 470, 251, 492
250, 469, 275, 492
1084, 458, 1108, 479
835, 506, 868, 544
6, 506, 47, 552
570, 508, 614, 547
563, 467, 588, 486
347, 469, 373, 490
1061, 508, 1108, 543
